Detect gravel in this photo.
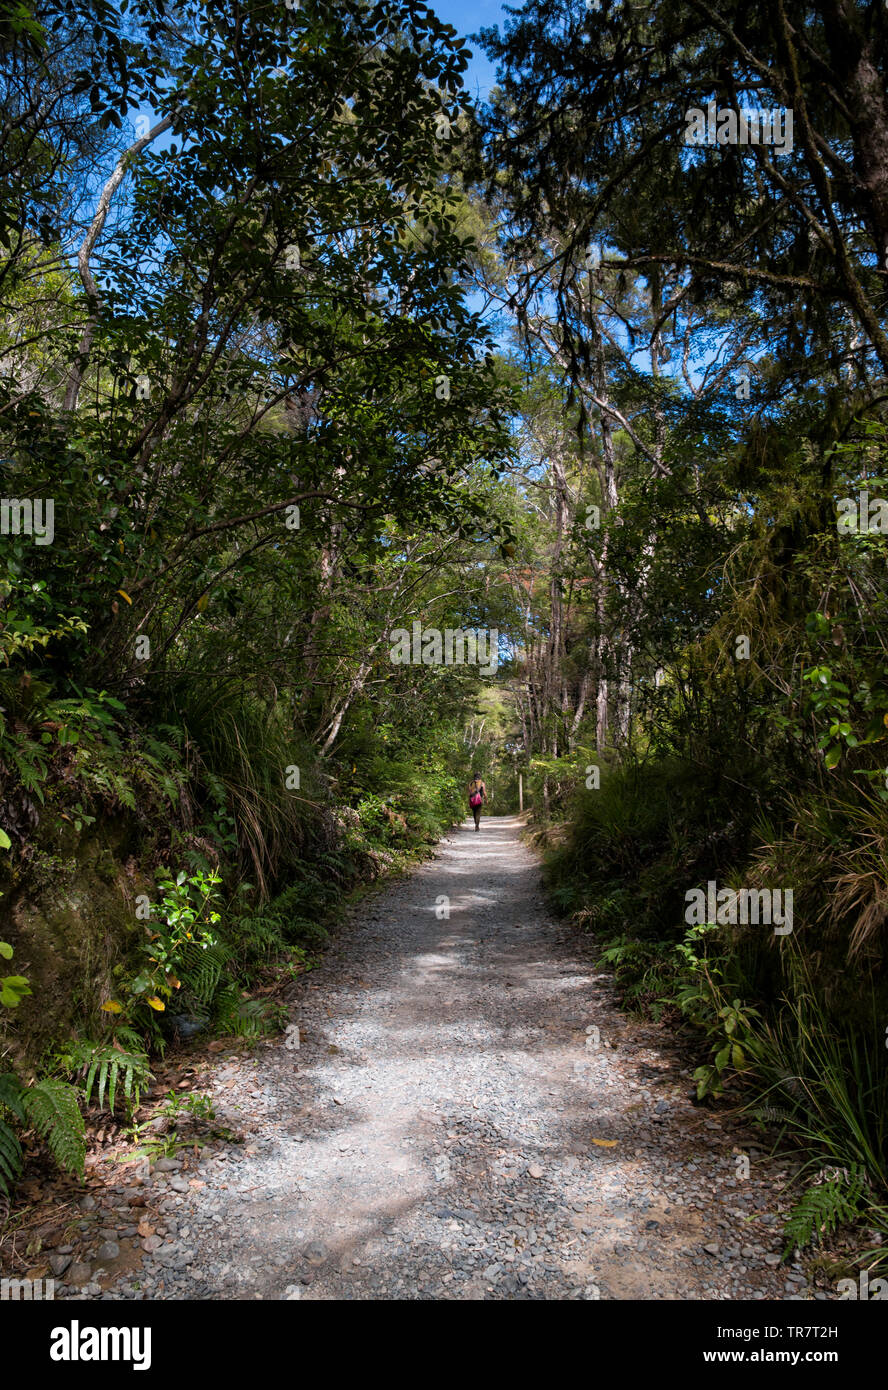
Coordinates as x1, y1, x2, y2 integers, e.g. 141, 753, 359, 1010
75, 816, 819, 1302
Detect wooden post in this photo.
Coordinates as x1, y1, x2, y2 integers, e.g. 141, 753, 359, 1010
518, 772, 523, 814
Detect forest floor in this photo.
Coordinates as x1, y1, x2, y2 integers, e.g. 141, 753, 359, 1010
12, 816, 829, 1301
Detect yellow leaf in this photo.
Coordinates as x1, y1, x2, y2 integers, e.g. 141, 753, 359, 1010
117, 589, 133, 604
590, 1138, 618, 1147
146, 996, 165, 1011
196, 592, 208, 612
101, 1001, 123, 1013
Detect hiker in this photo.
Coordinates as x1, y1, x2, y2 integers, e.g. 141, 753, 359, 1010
468, 772, 486, 831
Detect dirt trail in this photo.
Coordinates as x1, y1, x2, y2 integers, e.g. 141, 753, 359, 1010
99, 815, 800, 1301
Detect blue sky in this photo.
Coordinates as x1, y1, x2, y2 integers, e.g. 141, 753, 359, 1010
134, 1, 509, 138
430, 0, 505, 104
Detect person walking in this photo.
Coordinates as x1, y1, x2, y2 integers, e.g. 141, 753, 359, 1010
468, 772, 486, 831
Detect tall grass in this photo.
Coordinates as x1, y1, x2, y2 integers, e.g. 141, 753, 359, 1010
547, 756, 888, 1257
156, 677, 323, 896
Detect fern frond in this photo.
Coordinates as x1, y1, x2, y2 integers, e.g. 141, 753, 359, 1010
0, 1116, 23, 1197
22, 1078, 85, 1179
783, 1169, 870, 1254
0, 1072, 26, 1122
211, 984, 278, 1039
57, 1038, 151, 1114
179, 941, 230, 1003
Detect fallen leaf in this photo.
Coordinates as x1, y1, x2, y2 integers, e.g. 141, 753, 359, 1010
590, 1138, 618, 1148
137, 1221, 154, 1238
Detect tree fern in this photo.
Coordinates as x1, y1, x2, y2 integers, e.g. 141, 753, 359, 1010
783, 1167, 870, 1255
22, 1078, 85, 1180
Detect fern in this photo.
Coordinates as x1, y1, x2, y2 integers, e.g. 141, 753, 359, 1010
179, 941, 231, 1004
230, 913, 288, 961
0, 1116, 23, 1197
22, 1078, 85, 1179
0, 1073, 26, 1198
783, 1167, 870, 1255
56, 1036, 151, 1113
211, 983, 279, 1039
0, 1072, 26, 1122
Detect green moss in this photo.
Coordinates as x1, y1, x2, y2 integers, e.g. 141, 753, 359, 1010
0, 818, 154, 1066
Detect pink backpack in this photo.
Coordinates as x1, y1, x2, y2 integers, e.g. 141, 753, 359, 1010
470, 787, 483, 807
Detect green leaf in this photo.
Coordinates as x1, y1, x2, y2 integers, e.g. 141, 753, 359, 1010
22, 1079, 85, 1179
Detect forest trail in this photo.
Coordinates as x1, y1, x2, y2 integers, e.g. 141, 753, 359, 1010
103, 817, 796, 1301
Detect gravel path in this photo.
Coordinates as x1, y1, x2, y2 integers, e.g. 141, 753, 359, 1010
78, 815, 812, 1300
